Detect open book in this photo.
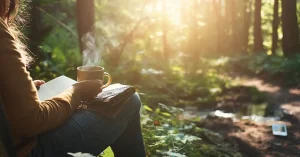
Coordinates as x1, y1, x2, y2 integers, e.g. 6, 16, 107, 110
37, 76, 136, 118
37, 76, 76, 101
38, 75, 135, 101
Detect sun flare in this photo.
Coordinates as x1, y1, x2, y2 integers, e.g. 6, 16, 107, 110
145, 0, 185, 26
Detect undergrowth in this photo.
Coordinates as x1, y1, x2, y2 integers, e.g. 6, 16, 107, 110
229, 53, 300, 86
140, 104, 242, 157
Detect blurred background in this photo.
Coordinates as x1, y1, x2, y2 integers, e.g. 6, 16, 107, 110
26, 0, 300, 82
21, 0, 300, 156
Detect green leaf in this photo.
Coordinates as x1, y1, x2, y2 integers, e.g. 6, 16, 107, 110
160, 112, 172, 117
143, 105, 153, 112
155, 108, 161, 113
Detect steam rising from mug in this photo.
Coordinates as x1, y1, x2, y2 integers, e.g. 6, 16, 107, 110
82, 32, 100, 66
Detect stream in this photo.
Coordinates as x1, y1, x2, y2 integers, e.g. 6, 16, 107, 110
181, 77, 299, 124
183, 103, 284, 123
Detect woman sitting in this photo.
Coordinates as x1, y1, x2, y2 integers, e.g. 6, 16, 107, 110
0, 0, 146, 157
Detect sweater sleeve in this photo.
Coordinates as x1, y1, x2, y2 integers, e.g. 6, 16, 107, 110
0, 19, 81, 137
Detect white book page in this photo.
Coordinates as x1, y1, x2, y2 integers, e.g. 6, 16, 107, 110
37, 75, 77, 101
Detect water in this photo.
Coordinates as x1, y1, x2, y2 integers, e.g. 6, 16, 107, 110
183, 103, 282, 123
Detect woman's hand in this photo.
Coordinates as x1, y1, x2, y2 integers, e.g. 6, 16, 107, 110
33, 80, 45, 88
73, 80, 103, 102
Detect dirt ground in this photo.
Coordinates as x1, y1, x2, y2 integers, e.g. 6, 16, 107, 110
198, 77, 300, 157
198, 116, 300, 157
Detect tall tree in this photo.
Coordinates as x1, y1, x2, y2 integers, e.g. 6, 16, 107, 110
28, 0, 53, 66
224, 0, 232, 54
254, 0, 264, 53
162, 0, 169, 63
271, 0, 279, 55
28, 0, 42, 59
76, 0, 95, 54
242, 0, 252, 52
189, 0, 198, 73
282, 0, 300, 56
230, 0, 240, 53
213, 0, 221, 53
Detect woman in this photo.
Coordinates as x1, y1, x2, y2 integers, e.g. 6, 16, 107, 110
0, 0, 146, 157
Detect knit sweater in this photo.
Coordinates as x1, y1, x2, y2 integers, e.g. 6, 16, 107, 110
0, 18, 81, 157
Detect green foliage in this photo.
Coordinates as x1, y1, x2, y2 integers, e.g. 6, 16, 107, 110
26, 0, 79, 81
30, 25, 81, 81
140, 104, 241, 157
99, 147, 114, 157
231, 53, 300, 85
134, 65, 233, 109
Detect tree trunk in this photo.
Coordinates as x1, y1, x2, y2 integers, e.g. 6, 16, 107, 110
282, 0, 300, 56
213, 0, 221, 54
29, 0, 42, 59
254, 0, 264, 53
76, 0, 95, 54
271, 0, 279, 55
189, 0, 198, 73
28, 0, 53, 66
224, 0, 232, 54
162, 0, 169, 63
230, 0, 240, 53
242, 0, 252, 52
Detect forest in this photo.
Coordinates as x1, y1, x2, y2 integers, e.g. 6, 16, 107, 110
21, 0, 300, 156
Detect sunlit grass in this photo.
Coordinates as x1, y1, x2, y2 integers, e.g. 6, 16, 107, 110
99, 147, 114, 157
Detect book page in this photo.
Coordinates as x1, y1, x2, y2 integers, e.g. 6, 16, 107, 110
38, 76, 77, 101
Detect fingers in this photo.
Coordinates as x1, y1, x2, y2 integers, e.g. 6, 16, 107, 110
33, 80, 45, 87
92, 80, 103, 93
89, 80, 103, 97
73, 80, 103, 101
81, 80, 103, 93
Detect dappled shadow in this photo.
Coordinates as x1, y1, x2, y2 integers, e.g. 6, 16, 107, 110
197, 116, 240, 134
194, 71, 300, 156
229, 137, 263, 157
234, 75, 300, 120
234, 74, 300, 104
265, 124, 300, 157
198, 115, 300, 157
281, 101, 300, 123
197, 117, 263, 157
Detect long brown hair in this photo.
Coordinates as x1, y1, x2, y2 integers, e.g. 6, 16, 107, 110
0, 0, 18, 22
0, 0, 32, 64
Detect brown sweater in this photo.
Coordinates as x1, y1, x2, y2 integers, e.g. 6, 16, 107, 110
0, 19, 81, 157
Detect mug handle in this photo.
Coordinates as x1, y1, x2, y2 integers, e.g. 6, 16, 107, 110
102, 72, 112, 88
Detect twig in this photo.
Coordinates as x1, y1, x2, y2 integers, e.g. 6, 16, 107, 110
115, 16, 149, 54
36, 6, 77, 37
109, 0, 150, 66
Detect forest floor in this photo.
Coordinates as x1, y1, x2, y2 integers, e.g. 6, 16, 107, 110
198, 76, 300, 157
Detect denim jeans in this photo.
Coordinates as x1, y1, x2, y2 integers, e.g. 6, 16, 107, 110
28, 93, 146, 157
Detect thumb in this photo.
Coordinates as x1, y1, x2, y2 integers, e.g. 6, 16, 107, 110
34, 80, 45, 87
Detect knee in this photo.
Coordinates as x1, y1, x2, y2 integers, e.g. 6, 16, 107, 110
127, 92, 142, 113
118, 92, 142, 118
